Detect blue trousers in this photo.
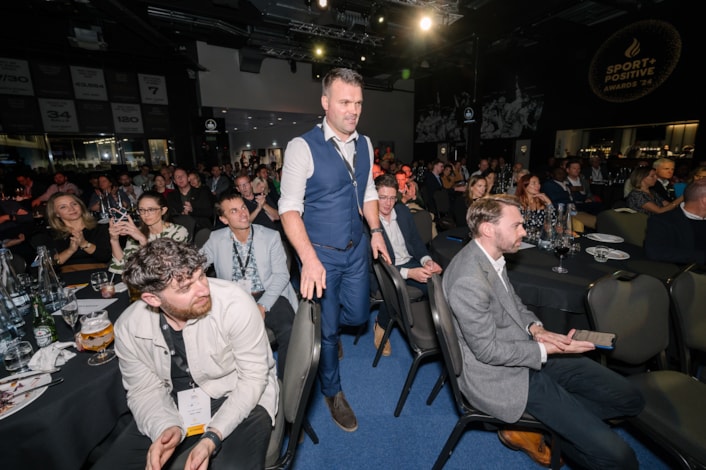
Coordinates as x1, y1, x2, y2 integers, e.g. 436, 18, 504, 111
315, 235, 370, 397
525, 355, 645, 470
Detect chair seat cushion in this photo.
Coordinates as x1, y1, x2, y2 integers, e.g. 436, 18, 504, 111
627, 370, 706, 466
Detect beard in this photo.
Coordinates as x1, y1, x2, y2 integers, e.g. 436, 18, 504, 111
160, 295, 212, 321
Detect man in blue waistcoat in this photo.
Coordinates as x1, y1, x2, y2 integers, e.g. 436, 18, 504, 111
279, 68, 390, 432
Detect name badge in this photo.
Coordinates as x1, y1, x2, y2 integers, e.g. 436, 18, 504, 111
177, 387, 211, 437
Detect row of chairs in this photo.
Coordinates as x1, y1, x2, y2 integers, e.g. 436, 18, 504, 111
369, 256, 705, 469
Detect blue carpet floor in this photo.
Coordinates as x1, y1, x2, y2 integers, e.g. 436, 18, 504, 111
289, 309, 674, 469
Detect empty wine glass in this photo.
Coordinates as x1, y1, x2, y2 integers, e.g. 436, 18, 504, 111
552, 235, 570, 274
79, 310, 115, 366
60, 288, 79, 335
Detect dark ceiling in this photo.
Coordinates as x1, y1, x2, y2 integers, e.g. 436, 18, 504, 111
2, 0, 665, 82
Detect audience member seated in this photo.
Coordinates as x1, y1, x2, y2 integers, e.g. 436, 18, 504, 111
623, 159, 651, 197
583, 155, 609, 203
515, 174, 556, 231
31, 171, 82, 208
255, 164, 279, 202
201, 192, 296, 379
644, 178, 706, 266
117, 171, 143, 208
565, 159, 603, 214
443, 195, 645, 469
507, 168, 529, 195
371, 174, 443, 356
453, 175, 487, 228
651, 157, 678, 202
234, 174, 280, 232
15, 171, 47, 210
88, 174, 128, 215
151, 174, 173, 197
626, 167, 682, 216
167, 167, 215, 231
44, 192, 111, 272
421, 159, 445, 216
108, 191, 188, 274
132, 164, 154, 190
441, 163, 460, 189
541, 166, 572, 208
675, 166, 706, 198
208, 164, 234, 199
482, 170, 497, 195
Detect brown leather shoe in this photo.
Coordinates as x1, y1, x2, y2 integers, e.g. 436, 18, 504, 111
498, 429, 562, 468
324, 391, 358, 432
373, 321, 391, 356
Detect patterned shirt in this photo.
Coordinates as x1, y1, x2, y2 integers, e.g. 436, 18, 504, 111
109, 223, 188, 273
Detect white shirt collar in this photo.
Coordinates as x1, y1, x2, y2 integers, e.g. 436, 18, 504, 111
322, 118, 358, 145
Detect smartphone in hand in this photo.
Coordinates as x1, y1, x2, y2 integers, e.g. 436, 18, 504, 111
573, 330, 617, 349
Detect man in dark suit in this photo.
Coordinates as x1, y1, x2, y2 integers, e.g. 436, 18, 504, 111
644, 178, 706, 266
421, 159, 445, 216
207, 165, 234, 199
652, 158, 677, 202
372, 174, 442, 356
166, 167, 214, 232
443, 195, 644, 469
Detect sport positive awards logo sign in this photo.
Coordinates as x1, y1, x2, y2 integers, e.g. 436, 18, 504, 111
589, 20, 681, 103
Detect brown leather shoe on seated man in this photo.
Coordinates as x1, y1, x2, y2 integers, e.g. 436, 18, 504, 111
325, 391, 358, 432
373, 321, 392, 356
498, 429, 562, 468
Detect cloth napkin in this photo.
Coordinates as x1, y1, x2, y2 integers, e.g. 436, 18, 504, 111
28, 342, 77, 371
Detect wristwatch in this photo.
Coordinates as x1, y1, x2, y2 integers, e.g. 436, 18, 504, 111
370, 228, 384, 234
200, 430, 222, 457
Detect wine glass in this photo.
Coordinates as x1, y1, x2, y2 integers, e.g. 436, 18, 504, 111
60, 288, 79, 336
90, 272, 109, 292
79, 310, 116, 366
552, 235, 570, 274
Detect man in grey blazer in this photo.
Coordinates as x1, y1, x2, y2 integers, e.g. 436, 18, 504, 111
443, 195, 644, 469
201, 192, 297, 379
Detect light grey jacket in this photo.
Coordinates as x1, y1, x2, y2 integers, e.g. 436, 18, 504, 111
442, 240, 542, 423
201, 224, 298, 312
114, 278, 278, 441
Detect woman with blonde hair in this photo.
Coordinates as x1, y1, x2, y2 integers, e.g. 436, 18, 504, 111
45, 192, 111, 272
108, 191, 188, 274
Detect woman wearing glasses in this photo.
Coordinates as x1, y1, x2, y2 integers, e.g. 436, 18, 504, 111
108, 191, 188, 274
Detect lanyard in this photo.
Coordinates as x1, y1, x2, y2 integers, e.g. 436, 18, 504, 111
233, 233, 253, 278
331, 138, 362, 214
159, 313, 192, 378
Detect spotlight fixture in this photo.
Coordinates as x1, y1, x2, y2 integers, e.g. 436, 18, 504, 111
419, 15, 433, 31
316, 0, 328, 10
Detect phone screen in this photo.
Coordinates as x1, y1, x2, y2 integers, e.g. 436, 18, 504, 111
573, 330, 616, 349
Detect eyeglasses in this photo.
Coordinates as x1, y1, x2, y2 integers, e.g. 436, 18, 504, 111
378, 196, 398, 202
137, 207, 162, 214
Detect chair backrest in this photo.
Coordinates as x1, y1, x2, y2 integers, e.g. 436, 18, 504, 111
171, 215, 196, 243
266, 299, 321, 469
192, 227, 212, 249
428, 274, 465, 409
412, 209, 434, 246
595, 209, 648, 247
585, 270, 670, 366
667, 263, 706, 374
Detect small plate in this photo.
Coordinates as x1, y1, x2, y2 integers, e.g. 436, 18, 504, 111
585, 233, 624, 243
0, 371, 52, 420
586, 247, 631, 260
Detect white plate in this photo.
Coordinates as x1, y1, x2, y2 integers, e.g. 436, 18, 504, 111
585, 233, 624, 243
585, 247, 631, 260
0, 371, 52, 420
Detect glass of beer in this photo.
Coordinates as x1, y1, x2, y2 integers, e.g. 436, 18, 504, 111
80, 310, 116, 366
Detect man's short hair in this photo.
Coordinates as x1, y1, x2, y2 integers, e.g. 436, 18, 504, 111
375, 173, 398, 191
466, 194, 521, 238
322, 68, 363, 96
215, 191, 244, 216
122, 238, 206, 295
684, 178, 706, 202
653, 157, 674, 169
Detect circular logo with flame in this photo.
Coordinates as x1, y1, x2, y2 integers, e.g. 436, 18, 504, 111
589, 20, 681, 102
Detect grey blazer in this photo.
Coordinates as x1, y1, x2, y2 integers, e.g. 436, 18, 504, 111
442, 240, 543, 423
201, 224, 298, 312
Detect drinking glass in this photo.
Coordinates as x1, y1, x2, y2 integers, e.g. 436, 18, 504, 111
79, 310, 115, 366
90, 272, 109, 292
4, 341, 33, 373
61, 288, 79, 335
552, 235, 570, 274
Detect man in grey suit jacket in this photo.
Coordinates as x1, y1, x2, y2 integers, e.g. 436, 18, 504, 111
443, 195, 644, 469
201, 193, 297, 379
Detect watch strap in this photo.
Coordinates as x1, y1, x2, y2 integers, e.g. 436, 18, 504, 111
200, 430, 222, 457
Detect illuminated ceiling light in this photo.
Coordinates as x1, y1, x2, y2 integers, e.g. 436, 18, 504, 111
221, 109, 227, 113
314, 46, 324, 56
277, 117, 282, 121
316, 0, 328, 10
272, 141, 277, 146
247, 116, 252, 119
360, 55, 366, 61
420, 15, 433, 31
246, 143, 251, 148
